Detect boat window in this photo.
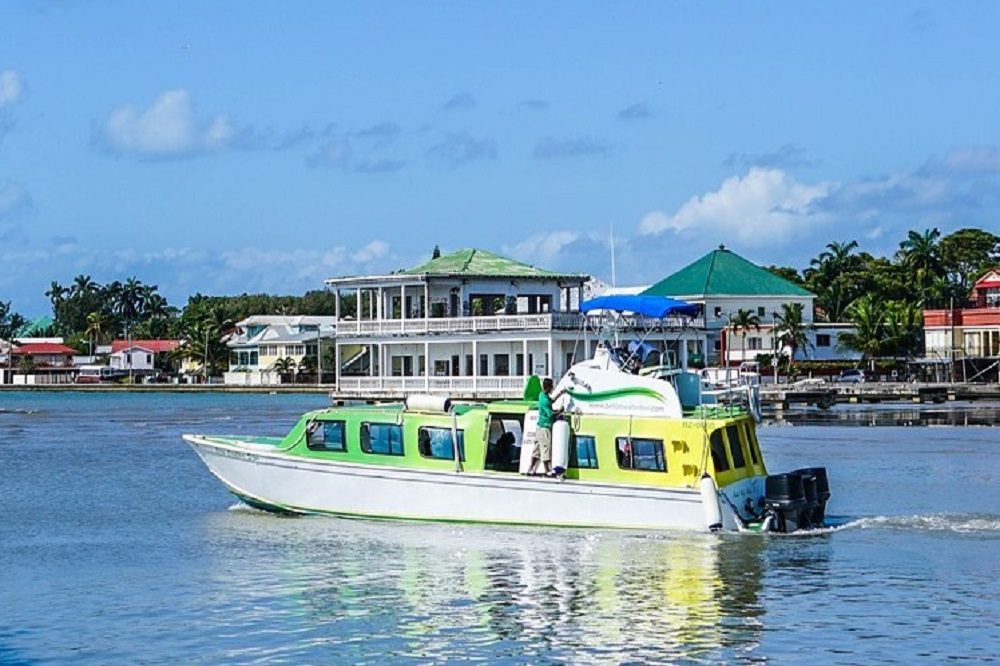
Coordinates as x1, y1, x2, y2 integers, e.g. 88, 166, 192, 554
569, 434, 598, 469
485, 414, 523, 472
306, 420, 347, 452
417, 426, 465, 461
615, 437, 666, 472
725, 424, 746, 469
709, 430, 730, 472
360, 422, 404, 456
743, 422, 759, 465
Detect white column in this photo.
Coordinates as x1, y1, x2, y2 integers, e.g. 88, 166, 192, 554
334, 342, 341, 389
424, 282, 430, 318
547, 337, 553, 378
522, 339, 528, 376
356, 288, 362, 320
377, 287, 383, 321
424, 341, 430, 390
401, 284, 406, 321
334, 289, 341, 321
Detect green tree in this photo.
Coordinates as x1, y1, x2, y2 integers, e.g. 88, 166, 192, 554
84, 311, 111, 356
0, 301, 26, 341
939, 227, 1000, 300
804, 240, 862, 322
272, 356, 297, 382
730, 308, 761, 364
774, 302, 813, 366
765, 265, 805, 287
836, 294, 885, 360
897, 228, 944, 305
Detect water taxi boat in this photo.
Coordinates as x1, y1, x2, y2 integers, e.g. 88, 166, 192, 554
184, 296, 830, 533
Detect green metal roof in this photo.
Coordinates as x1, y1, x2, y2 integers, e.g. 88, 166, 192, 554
642, 247, 813, 298
401, 248, 584, 280
15, 315, 54, 337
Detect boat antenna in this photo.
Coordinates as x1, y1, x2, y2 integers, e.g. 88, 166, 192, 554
609, 222, 617, 289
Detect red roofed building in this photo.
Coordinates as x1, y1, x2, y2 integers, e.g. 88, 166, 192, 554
924, 269, 1000, 370
109, 339, 180, 374
12, 342, 78, 367
110, 339, 179, 354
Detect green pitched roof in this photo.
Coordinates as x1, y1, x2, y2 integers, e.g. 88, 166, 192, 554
401, 248, 583, 279
642, 247, 813, 298
15, 315, 54, 337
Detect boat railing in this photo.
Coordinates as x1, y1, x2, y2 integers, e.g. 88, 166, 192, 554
336, 375, 526, 397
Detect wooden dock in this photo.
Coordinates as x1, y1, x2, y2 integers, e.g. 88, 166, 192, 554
761, 383, 1000, 409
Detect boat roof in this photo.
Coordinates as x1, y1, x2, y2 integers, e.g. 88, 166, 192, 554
580, 294, 700, 318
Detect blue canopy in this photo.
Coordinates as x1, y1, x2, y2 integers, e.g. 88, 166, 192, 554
580, 294, 700, 318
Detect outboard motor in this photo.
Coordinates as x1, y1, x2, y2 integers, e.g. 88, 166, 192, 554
794, 467, 830, 526
764, 473, 808, 532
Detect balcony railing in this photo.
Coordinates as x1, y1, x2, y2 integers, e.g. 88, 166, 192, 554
335, 312, 703, 337
336, 375, 528, 398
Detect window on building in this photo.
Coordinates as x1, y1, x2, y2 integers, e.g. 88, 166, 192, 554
249, 351, 258, 366
748, 337, 762, 350
515, 353, 524, 376
494, 354, 509, 376
714, 306, 722, 319
569, 434, 598, 469
417, 427, 465, 461
146, 354, 152, 364
360, 422, 404, 456
710, 430, 730, 472
307, 420, 347, 452
725, 424, 746, 468
816, 334, 831, 348
615, 437, 666, 472
757, 307, 766, 317
479, 354, 489, 376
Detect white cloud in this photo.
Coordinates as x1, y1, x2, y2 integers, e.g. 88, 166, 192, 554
638, 168, 836, 246
503, 231, 582, 267
0, 70, 24, 108
355, 239, 389, 263
100, 89, 236, 158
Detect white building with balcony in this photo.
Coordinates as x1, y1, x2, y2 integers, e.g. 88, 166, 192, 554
328, 248, 592, 398
224, 315, 337, 385
642, 246, 858, 365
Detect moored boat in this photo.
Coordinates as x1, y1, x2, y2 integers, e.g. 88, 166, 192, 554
184, 296, 831, 533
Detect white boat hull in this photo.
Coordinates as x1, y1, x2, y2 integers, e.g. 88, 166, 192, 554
184, 435, 740, 532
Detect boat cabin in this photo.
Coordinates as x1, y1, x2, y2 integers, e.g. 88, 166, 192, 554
283, 401, 766, 490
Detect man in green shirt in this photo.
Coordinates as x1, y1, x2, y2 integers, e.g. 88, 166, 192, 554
527, 378, 562, 476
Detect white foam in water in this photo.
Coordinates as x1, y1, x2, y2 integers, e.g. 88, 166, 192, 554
843, 513, 1000, 534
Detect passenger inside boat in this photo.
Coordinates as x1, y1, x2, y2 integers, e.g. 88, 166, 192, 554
485, 415, 522, 472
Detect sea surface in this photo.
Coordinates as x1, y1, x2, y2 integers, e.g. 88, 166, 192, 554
1, 391, 998, 665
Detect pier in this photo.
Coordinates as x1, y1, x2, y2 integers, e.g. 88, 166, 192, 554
762, 383, 1000, 409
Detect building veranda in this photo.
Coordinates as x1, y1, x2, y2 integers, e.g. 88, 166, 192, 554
328, 248, 594, 399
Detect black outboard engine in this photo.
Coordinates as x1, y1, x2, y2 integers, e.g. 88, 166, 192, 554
763, 473, 808, 532
794, 467, 830, 526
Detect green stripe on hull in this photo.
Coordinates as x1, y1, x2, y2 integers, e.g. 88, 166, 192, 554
566, 387, 666, 403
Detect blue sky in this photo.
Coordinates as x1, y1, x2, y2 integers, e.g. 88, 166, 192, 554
2, 1, 999, 315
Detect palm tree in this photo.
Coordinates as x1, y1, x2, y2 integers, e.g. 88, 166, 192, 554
71, 274, 97, 298
898, 228, 944, 301
882, 300, 923, 358
837, 294, 885, 363
272, 356, 297, 382
84, 311, 111, 357
45, 281, 67, 310
729, 308, 761, 365
774, 302, 813, 368
807, 240, 860, 322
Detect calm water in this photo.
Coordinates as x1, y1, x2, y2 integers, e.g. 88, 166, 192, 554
1, 392, 998, 665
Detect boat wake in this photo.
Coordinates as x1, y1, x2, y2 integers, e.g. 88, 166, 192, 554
835, 513, 1000, 534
